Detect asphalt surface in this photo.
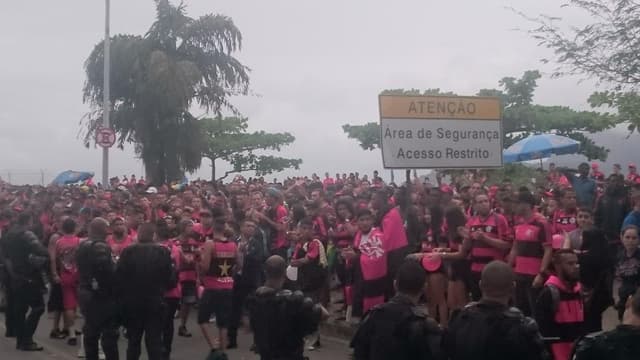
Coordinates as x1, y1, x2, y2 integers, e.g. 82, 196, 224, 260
0, 313, 351, 360
0, 304, 621, 360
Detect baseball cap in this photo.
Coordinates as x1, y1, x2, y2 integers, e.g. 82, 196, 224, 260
145, 186, 158, 194
591, 162, 599, 169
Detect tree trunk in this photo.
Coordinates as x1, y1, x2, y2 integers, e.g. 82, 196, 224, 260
211, 158, 216, 182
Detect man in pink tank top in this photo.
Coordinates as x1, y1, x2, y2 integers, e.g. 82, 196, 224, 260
198, 207, 237, 356
50, 218, 81, 345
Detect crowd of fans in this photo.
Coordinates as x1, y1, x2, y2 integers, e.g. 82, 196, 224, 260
0, 162, 639, 360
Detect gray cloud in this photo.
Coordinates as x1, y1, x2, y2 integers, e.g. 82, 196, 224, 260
0, 0, 636, 184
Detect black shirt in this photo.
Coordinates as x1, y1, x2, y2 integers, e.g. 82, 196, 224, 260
116, 243, 173, 302
445, 300, 549, 360
2, 226, 48, 286
573, 325, 640, 360
351, 294, 444, 360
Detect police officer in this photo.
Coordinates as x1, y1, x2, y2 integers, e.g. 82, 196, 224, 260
2, 212, 49, 351
76, 218, 119, 360
116, 222, 174, 360
248, 255, 326, 360
350, 260, 444, 360
228, 218, 267, 349
444, 260, 549, 360
572, 288, 640, 360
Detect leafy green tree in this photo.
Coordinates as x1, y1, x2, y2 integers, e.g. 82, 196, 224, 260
82, 0, 249, 184
202, 117, 302, 181
521, 0, 640, 131
343, 71, 619, 160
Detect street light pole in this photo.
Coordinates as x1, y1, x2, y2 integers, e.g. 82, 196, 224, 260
102, 0, 111, 188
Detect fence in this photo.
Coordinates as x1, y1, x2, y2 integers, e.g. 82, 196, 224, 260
0, 170, 58, 186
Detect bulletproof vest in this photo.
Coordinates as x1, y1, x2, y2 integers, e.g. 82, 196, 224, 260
446, 302, 545, 360
572, 325, 640, 360
249, 287, 320, 360
353, 296, 443, 360
78, 239, 115, 295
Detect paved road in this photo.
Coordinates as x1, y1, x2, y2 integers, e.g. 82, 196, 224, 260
0, 314, 351, 360
1, 305, 621, 360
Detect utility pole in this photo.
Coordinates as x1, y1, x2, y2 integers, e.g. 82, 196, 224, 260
102, 0, 111, 188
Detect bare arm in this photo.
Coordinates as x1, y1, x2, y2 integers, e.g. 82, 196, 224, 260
507, 243, 517, 266
479, 232, 512, 250
48, 234, 60, 282
199, 240, 213, 276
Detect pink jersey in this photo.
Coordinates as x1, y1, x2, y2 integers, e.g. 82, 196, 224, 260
176, 238, 200, 282
160, 240, 181, 299
107, 234, 134, 262
192, 223, 214, 243
56, 235, 80, 285
552, 209, 577, 235
270, 205, 289, 250
381, 207, 408, 252
202, 240, 237, 290
354, 227, 387, 313
514, 218, 551, 276
466, 213, 511, 273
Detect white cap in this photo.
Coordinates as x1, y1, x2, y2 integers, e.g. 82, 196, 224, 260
146, 186, 158, 194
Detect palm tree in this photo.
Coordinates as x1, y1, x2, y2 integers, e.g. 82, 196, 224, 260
82, 0, 249, 184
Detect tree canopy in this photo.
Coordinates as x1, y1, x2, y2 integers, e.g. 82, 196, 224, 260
202, 117, 302, 181
521, 0, 640, 131
82, 0, 249, 184
343, 71, 620, 160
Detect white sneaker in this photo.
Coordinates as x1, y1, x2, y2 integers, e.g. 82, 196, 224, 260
77, 334, 85, 358
98, 344, 106, 360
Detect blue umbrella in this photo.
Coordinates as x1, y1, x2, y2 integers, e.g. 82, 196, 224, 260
51, 170, 95, 186
503, 134, 580, 164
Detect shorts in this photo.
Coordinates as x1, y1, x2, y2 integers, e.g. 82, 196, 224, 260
447, 259, 471, 285
180, 281, 198, 305
61, 284, 78, 310
197, 289, 232, 327
47, 283, 64, 313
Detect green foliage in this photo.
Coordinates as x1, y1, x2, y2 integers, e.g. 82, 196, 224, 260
202, 117, 302, 180
343, 70, 621, 161
82, 0, 249, 184
522, 0, 640, 87
520, 0, 640, 132
589, 91, 640, 132
484, 163, 545, 189
341, 123, 381, 151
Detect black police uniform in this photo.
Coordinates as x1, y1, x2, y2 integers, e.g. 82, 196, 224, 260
0, 232, 17, 338
228, 230, 268, 347
572, 325, 640, 360
444, 300, 550, 360
351, 294, 444, 360
248, 286, 323, 360
116, 243, 174, 360
76, 238, 119, 360
2, 225, 48, 350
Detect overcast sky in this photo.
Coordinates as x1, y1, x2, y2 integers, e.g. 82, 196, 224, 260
1, 0, 638, 184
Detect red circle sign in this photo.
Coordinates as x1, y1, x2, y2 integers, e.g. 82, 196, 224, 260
96, 127, 116, 148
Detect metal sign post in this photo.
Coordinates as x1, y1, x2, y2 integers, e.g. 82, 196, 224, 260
102, 0, 111, 188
